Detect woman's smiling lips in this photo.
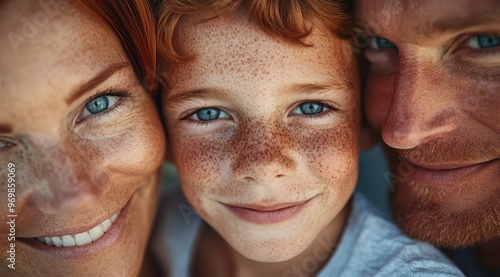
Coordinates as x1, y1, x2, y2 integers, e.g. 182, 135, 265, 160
222, 197, 315, 224
16, 196, 134, 258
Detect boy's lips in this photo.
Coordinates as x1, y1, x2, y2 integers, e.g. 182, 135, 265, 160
222, 197, 315, 224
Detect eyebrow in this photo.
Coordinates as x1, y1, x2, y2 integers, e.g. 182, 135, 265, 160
65, 62, 131, 104
166, 80, 354, 108
426, 10, 500, 35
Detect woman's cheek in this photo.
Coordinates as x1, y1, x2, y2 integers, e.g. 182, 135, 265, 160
98, 105, 166, 176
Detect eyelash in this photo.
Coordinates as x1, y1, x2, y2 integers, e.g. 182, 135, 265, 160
454, 33, 500, 57
181, 100, 337, 126
75, 89, 132, 124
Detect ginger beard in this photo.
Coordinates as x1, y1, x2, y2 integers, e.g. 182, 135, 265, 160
386, 140, 500, 249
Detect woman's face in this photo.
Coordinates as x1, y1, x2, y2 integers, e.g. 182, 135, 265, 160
0, 1, 165, 276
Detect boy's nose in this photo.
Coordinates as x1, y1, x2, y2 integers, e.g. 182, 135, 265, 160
230, 121, 296, 184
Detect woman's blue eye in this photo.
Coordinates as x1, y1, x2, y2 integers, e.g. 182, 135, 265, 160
192, 108, 229, 121
293, 102, 326, 115
468, 35, 500, 49
80, 95, 119, 119
370, 37, 397, 49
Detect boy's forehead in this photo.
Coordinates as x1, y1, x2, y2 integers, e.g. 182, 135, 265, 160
168, 12, 355, 94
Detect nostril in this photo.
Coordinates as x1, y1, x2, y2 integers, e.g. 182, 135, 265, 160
276, 174, 285, 178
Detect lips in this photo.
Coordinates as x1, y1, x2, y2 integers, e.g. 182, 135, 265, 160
35, 210, 121, 247
397, 156, 499, 188
223, 198, 313, 224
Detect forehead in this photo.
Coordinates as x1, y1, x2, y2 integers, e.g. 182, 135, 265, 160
0, 0, 126, 110
357, 0, 500, 41
168, 11, 354, 93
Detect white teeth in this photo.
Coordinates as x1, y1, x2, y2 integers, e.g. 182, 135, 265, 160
101, 219, 112, 232
44, 237, 54, 246
74, 232, 92, 246
52, 237, 63, 247
61, 235, 76, 247
88, 225, 104, 241
36, 210, 121, 247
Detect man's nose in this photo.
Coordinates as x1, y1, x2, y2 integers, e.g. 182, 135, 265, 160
381, 57, 459, 149
230, 121, 296, 184
29, 139, 109, 214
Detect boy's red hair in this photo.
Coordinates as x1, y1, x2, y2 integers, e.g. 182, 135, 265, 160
154, 0, 354, 66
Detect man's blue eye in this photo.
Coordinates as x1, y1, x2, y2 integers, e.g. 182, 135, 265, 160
471, 35, 500, 48
370, 37, 397, 49
86, 96, 109, 114
294, 102, 325, 115
194, 108, 229, 121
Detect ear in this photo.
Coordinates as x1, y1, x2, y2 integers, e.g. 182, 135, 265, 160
360, 125, 377, 150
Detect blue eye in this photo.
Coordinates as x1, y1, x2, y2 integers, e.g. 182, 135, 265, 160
80, 95, 119, 119
370, 37, 397, 49
192, 108, 229, 121
468, 35, 500, 49
293, 102, 327, 115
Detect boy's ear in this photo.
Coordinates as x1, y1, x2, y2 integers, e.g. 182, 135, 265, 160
360, 125, 377, 150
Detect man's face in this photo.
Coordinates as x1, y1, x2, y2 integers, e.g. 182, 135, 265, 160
358, 0, 500, 248
163, 12, 360, 262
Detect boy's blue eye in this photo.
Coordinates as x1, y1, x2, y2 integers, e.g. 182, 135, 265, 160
80, 95, 119, 119
370, 37, 397, 49
468, 35, 500, 49
293, 102, 326, 115
193, 108, 229, 121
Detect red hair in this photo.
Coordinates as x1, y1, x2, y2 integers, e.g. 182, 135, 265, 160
78, 0, 157, 93
154, 0, 354, 66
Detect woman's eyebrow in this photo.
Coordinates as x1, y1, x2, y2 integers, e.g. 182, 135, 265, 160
65, 61, 131, 105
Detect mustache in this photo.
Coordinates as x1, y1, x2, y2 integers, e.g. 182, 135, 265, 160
396, 136, 499, 165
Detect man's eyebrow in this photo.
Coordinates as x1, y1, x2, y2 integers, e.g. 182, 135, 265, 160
427, 11, 500, 35
65, 62, 131, 104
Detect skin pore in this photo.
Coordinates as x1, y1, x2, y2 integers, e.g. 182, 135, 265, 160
357, 0, 499, 270
162, 10, 359, 276
0, 1, 165, 276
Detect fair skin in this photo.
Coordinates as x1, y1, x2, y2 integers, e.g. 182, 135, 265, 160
0, 1, 165, 276
357, 0, 499, 270
162, 10, 360, 276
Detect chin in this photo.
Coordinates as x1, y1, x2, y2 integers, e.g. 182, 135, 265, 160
392, 180, 500, 249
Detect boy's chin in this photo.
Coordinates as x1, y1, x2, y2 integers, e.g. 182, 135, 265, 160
225, 232, 315, 263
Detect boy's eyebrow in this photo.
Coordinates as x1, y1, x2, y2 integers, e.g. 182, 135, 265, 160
166, 79, 354, 107
286, 80, 354, 96
166, 87, 232, 107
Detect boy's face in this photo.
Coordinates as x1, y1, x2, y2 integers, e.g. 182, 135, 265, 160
163, 12, 359, 262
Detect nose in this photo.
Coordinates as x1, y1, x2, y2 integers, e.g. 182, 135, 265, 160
29, 139, 108, 214
230, 121, 296, 184
381, 58, 459, 149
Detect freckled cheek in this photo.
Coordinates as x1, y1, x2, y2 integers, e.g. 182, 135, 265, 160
172, 133, 228, 207
298, 121, 359, 191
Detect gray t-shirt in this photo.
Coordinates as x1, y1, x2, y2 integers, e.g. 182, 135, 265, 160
151, 190, 464, 276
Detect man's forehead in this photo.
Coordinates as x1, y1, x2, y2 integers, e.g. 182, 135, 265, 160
357, 0, 500, 40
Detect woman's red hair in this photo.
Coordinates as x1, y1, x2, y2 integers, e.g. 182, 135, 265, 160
78, 0, 157, 93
